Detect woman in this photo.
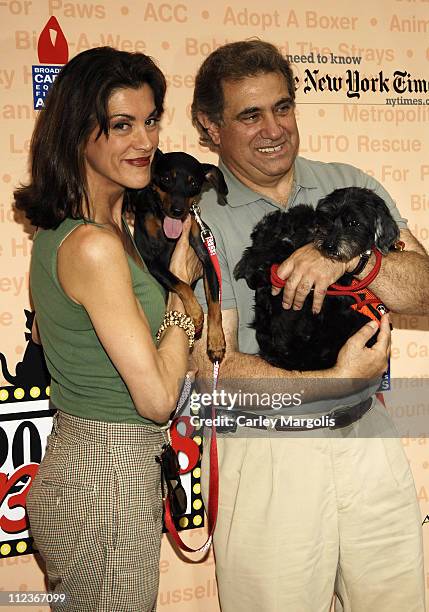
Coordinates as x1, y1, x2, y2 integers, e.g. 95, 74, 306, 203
16, 47, 200, 611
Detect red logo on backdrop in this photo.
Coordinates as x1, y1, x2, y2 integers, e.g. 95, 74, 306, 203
37, 16, 69, 64
32, 17, 69, 110
0, 464, 39, 534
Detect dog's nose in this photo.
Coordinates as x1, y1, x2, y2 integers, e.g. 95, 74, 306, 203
171, 207, 184, 218
324, 241, 335, 251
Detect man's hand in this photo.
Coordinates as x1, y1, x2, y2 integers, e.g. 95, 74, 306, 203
271, 243, 355, 313
333, 315, 391, 380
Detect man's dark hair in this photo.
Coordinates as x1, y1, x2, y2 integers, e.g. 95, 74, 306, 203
14, 46, 166, 229
191, 39, 296, 146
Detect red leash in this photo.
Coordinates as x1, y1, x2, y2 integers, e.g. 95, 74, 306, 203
163, 204, 220, 554
328, 247, 382, 293
200, 228, 222, 303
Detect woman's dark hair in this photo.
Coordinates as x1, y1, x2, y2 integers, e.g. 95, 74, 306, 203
14, 46, 166, 229
191, 39, 296, 147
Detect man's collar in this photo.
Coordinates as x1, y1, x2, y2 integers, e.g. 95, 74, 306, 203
218, 161, 261, 207
294, 156, 319, 189
219, 156, 317, 208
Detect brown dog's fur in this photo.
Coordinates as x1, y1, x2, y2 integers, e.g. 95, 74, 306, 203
129, 151, 227, 362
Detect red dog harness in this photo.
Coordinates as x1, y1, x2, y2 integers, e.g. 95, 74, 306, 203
270, 247, 387, 325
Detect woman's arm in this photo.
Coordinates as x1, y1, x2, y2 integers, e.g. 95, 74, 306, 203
57, 222, 195, 423
31, 316, 41, 345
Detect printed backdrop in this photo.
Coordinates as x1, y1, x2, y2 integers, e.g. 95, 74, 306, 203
0, 0, 428, 609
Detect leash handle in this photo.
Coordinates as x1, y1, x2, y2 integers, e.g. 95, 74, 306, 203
271, 263, 285, 289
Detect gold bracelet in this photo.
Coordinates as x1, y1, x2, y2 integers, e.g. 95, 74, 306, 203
156, 310, 195, 349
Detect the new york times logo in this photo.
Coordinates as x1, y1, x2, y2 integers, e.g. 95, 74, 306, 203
302, 69, 429, 100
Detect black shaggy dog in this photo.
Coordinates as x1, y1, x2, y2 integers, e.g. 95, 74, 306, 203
234, 187, 399, 371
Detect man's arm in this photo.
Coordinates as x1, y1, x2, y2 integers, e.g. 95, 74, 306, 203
353, 228, 428, 314
194, 309, 391, 401
274, 228, 429, 315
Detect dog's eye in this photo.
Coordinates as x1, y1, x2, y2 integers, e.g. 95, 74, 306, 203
189, 179, 198, 189
160, 176, 171, 185
347, 219, 360, 227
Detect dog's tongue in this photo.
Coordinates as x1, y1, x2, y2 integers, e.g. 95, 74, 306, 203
163, 216, 183, 239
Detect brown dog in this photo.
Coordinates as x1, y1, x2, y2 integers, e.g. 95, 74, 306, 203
129, 151, 227, 362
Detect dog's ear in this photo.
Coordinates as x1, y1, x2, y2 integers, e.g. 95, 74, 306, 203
152, 148, 163, 168
201, 164, 228, 205
233, 252, 257, 288
374, 216, 400, 254
234, 249, 270, 290
373, 202, 400, 254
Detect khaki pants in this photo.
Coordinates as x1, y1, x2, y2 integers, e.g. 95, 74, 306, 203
202, 399, 425, 612
27, 411, 167, 612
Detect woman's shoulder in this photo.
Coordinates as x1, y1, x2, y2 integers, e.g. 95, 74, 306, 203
61, 222, 125, 265
57, 222, 133, 304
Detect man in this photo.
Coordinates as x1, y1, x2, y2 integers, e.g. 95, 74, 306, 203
191, 40, 428, 612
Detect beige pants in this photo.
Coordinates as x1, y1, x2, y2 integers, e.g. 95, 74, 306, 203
202, 399, 425, 612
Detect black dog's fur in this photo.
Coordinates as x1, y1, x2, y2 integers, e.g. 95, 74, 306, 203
129, 151, 227, 362
234, 187, 399, 371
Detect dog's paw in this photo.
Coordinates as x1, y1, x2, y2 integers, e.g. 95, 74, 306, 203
184, 306, 203, 337
207, 328, 226, 363
207, 345, 226, 363
191, 310, 204, 338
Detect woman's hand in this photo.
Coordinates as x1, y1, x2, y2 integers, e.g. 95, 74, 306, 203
169, 216, 203, 284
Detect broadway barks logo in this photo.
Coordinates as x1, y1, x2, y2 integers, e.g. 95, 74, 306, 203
32, 16, 68, 110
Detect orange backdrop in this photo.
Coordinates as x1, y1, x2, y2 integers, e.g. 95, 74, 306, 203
0, 1, 428, 609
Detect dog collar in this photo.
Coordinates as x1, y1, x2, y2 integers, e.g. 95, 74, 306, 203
348, 249, 371, 277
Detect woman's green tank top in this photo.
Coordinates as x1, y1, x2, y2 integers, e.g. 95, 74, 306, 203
30, 217, 166, 424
